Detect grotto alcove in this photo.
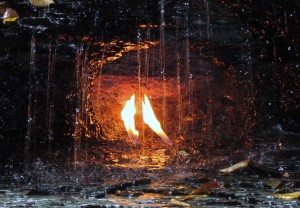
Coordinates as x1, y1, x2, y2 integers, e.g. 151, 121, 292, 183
0, 0, 299, 207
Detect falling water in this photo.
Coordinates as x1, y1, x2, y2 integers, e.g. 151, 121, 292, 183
160, 0, 167, 129
176, 16, 182, 134
206, 0, 212, 51
73, 44, 91, 166
93, 10, 100, 30
136, 30, 144, 142
205, 0, 213, 141
144, 28, 150, 84
273, 37, 277, 73
46, 40, 57, 155
83, 46, 90, 161
74, 46, 82, 166
97, 43, 107, 100
284, 11, 288, 33
184, 1, 194, 139
24, 34, 36, 168
243, 38, 255, 141
137, 30, 142, 92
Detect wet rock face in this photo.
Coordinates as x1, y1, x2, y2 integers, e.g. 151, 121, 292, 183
0, 0, 250, 166
5, 0, 159, 36
90, 40, 249, 164
0, 0, 299, 168
0, 0, 128, 165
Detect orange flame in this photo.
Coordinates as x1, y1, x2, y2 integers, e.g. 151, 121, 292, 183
121, 93, 172, 145
121, 94, 139, 144
142, 94, 172, 145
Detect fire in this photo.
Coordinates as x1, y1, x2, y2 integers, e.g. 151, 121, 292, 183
121, 94, 139, 144
121, 93, 172, 145
142, 94, 172, 145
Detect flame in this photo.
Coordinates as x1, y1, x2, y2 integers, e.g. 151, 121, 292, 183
121, 93, 172, 145
142, 94, 172, 145
121, 94, 139, 144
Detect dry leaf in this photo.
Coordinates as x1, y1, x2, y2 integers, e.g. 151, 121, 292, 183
189, 180, 223, 195
29, 0, 55, 7
169, 198, 191, 207
219, 160, 249, 174
178, 150, 190, 157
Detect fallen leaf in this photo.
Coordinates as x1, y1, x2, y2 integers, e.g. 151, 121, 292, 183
272, 192, 300, 200
189, 180, 223, 195
29, 0, 55, 7
169, 198, 191, 207
2, 8, 19, 24
3, 16, 18, 24
178, 150, 190, 157
266, 178, 282, 189
219, 160, 249, 174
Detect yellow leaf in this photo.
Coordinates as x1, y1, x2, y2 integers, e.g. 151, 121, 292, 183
3, 16, 18, 24
272, 192, 300, 200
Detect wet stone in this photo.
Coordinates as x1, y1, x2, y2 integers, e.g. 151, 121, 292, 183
239, 182, 256, 188
247, 197, 261, 204
57, 185, 82, 193
208, 191, 236, 199
0, 190, 8, 194
90, 190, 106, 198
48, 201, 64, 207
115, 190, 144, 198
205, 200, 242, 206
81, 188, 105, 199
26, 186, 56, 196
184, 176, 210, 184
133, 178, 152, 186
168, 187, 189, 196
292, 180, 300, 188
103, 186, 119, 195
81, 177, 151, 197
248, 160, 287, 177
141, 187, 165, 194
